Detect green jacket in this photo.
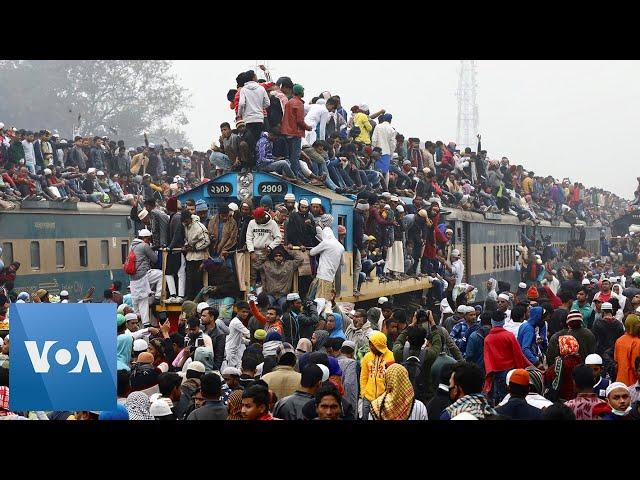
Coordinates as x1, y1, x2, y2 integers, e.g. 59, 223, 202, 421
7, 141, 25, 165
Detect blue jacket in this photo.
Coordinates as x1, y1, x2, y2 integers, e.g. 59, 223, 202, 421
465, 326, 490, 370
517, 306, 543, 365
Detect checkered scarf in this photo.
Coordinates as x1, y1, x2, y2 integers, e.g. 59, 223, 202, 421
126, 391, 153, 420
370, 364, 415, 420
445, 393, 497, 419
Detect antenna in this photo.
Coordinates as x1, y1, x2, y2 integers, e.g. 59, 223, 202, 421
456, 60, 479, 151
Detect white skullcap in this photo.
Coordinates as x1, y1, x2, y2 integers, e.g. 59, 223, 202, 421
382, 192, 392, 199
133, 339, 148, 352
451, 412, 478, 420
117, 304, 128, 314
87, 168, 97, 174
601, 302, 613, 311
138, 209, 149, 221
197, 302, 210, 314
317, 364, 330, 382
585, 354, 603, 366
228, 202, 239, 211
536, 259, 542, 265
287, 293, 301, 301
0, 123, 4, 129
149, 399, 172, 417
125, 313, 138, 321
581, 279, 590, 285
311, 197, 322, 205
422, 167, 431, 174
284, 193, 295, 201
60, 290, 69, 297
451, 249, 461, 257
97, 170, 105, 176
518, 282, 527, 289
606, 382, 629, 398
138, 228, 152, 237
498, 293, 510, 301
299, 199, 309, 207
515, 251, 520, 257
43, 168, 52, 175
384, 204, 391, 210
187, 361, 206, 373
16, 299, 25, 303
148, 143, 156, 149
222, 367, 241, 377
378, 297, 389, 305
457, 305, 467, 314
396, 205, 404, 213
359, 104, 369, 111
389, 195, 399, 202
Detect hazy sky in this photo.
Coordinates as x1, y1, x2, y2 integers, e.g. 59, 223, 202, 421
171, 60, 640, 198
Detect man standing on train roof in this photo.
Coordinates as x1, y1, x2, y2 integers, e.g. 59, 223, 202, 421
127, 228, 163, 328
421, 200, 450, 275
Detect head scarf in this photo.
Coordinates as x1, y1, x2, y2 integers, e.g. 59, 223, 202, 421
327, 312, 346, 339
126, 391, 154, 420
313, 330, 330, 352
558, 335, 580, 356
370, 364, 415, 420
624, 314, 640, 336
227, 389, 243, 420
296, 338, 313, 357
116, 332, 133, 371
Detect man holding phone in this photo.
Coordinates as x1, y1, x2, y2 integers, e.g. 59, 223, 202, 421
184, 317, 213, 353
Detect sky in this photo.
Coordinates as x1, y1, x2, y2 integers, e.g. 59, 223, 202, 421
171, 60, 640, 198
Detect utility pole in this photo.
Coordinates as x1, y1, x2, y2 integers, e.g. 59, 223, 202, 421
456, 60, 479, 151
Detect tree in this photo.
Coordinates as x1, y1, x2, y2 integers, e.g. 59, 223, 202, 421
0, 60, 191, 146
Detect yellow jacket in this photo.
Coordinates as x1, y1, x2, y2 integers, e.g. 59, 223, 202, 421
521, 176, 534, 195
353, 112, 373, 145
359, 331, 396, 402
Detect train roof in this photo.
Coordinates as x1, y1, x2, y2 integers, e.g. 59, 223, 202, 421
1, 200, 132, 215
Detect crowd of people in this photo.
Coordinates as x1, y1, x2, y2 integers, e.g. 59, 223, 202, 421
1, 65, 640, 420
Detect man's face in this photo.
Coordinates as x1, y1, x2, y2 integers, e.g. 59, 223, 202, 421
325, 315, 336, 331
241, 398, 265, 420
353, 314, 365, 329
292, 300, 303, 311
186, 204, 196, 215
265, 309, 278, 323
201, 311, 213, 327
368, 340, 380, 355
601, 280, 611, 293
464, 311, 477, 323
197, 211, 208, 222
26, 133, 34, 142
1, 338, 8, 355
187, 325, 200, 338
632, 294, 640, 306
311, 204, 321, 216
299, 204, 309, 215
219, 212, 228, 222
430, 204, 440, 216
285, 199, 295, 211
608, 388, 631, 411
95, 139, 103, 147
577, 291, 587, 303
126, 318, 140, 332
221, 125, 231, 138
194, 391, 205, 409
589, 364, 603, 379
223, 375, 239, 389
497, 298, 509, 312
316, 394, 341, 420
602, 309, 614, 321
237, 307, 250, 321
272, 251, 285, 265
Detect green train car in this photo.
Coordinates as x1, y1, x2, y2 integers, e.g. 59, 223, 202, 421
0, 201, 133, 301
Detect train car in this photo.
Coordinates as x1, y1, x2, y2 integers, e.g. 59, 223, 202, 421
0, 200, 133, 300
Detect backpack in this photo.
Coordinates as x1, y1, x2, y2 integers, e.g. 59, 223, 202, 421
402, 346, 427, 394
123, 248, 137, 275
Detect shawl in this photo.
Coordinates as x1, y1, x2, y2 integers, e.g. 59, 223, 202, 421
227, 390, 244, 420
126, 391, 154, 420
444, 393, 497, 419
370, 364, 415, 420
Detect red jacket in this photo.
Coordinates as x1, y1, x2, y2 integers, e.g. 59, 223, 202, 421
280, 97, 308, 138
483, 326, 531, 392
422, 213, 449, 259
542, 285, 562, 309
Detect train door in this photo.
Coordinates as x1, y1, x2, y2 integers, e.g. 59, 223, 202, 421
461, 221, 470, 283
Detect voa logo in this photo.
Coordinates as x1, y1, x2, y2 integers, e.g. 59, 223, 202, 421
24, 340, 103, 373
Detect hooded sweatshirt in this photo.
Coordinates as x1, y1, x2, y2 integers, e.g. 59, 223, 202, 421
359, 331, 396, 402
328, 313, 346, 339
238, 81, 270, 124
309, 227, 345, 282
129, 238, 158, 281
517, 306, 544, 365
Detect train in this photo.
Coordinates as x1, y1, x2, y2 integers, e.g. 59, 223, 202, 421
0, 172, 602, 305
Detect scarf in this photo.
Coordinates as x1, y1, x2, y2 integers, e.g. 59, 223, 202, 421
227, 390, 243, 420
296, 338, 313, 357
126, 392, 154, 420
328, 313, 347, 339
313, 330, 330, 352
445, 393, 497, 419
551, 335, 580, 392
370, 364, 415, 420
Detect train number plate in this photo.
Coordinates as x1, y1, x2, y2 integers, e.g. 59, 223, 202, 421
208, 183, 232, 195
258, 182, 286, 195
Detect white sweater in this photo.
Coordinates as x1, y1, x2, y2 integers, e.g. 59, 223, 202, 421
225, 317, 250, 369
238, 81, 270, 124
371, 121, 396, 156
246, 218, 281, 252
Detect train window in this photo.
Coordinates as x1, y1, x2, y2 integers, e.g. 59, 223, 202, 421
79, 241, 88, 267
30, 241, 40, 270
100, 240, 110, 266
483, 246, 487, 271
1, 242, 13, 265
56, 241, 65, 268
493, 246, 497, 269
121, 241, 129, 264
457, 227, 462, 241
337, 215, 346, 227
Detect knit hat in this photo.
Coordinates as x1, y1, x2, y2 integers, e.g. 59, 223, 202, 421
195, 200, 208, 213
508, 369, 530, 387
253, 207, 266, 219
526, 286, 539, 300
292, 84, 304, 95
260, 195, 274, 209
254, 329, 267, 341
566, 310, 583, 325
